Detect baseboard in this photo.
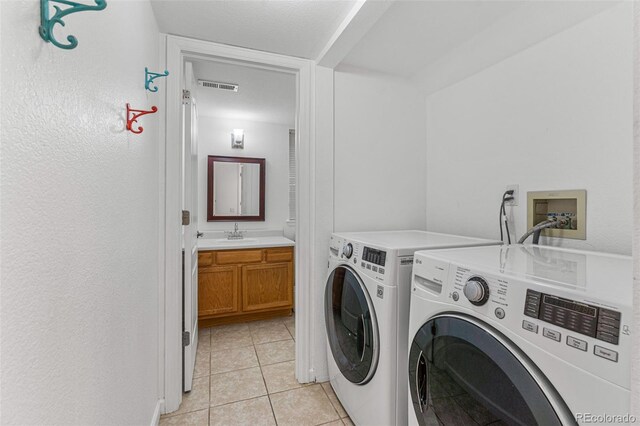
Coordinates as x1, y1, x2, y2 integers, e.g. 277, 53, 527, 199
312, 365, 329, 383
315, 372, 330, 383
200, 309, 292, 328
150, 399, 164, 426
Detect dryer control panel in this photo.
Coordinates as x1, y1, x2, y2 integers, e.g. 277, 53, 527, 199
524, 289, 621, 345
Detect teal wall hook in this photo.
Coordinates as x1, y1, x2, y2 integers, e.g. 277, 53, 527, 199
145, 68, 170, 92
39, 0, 107, 50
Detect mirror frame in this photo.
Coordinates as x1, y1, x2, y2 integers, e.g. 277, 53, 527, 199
207, 155, 266, 222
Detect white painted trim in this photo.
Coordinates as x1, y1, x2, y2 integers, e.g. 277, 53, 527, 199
309, 65, 335, 382
150, 400, 163, 426
159, 35, 317, 412
156, 33, 168, 414
294, 60, 315, 383
316, 0, 393, 68
162, 35, 185, 413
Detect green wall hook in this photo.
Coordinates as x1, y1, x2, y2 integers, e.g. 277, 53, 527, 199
39, 0, 107, 50
145, 68, 170, 92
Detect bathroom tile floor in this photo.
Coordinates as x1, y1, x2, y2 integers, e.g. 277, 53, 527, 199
160, 315, 353, 426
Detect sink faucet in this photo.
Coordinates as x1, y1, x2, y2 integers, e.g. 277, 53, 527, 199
225, 222, 246, 240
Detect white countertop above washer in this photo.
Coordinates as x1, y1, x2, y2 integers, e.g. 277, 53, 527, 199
416, 244, 632, 304
334, 230, 502, 256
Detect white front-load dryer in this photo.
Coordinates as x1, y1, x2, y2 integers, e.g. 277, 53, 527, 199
324, 231, 501, 426
408, 244, 632, 425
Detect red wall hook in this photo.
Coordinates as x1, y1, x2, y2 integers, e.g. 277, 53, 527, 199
126, 103, 158, 134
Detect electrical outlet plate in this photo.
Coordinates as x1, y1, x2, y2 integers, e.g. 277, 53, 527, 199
505, 184, 519, 206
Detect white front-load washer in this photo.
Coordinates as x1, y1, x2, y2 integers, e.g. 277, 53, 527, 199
324, 231, 501, 426
408, 244, 632, 425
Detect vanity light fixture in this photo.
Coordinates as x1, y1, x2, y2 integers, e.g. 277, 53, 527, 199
231, 129, 245, 149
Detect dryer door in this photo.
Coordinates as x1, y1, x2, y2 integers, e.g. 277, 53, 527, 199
325, 265, 379, 385
409, 314, 575, 426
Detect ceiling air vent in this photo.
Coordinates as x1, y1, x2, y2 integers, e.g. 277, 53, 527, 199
198, 80, 239, 92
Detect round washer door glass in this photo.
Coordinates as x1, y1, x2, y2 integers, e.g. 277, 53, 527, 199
325, 265, 378, 385
409, 315, 573, 426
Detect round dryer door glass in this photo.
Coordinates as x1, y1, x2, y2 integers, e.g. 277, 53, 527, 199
325, 265, 379, 385
408, 315, 573, 426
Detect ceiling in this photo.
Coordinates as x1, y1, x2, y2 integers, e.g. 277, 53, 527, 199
152, 0, 617, 95
338, 1, 617, 93
340, 1, 525, 79
150, 0, 357, 59
192, 60, 296, 126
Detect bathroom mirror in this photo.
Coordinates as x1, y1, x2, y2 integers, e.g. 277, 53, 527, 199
207, 155, 265, 221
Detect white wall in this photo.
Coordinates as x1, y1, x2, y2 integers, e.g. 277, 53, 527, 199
198, 116, 290, 231
334, 69, 427, 232
631, 2, 640, 419
424, 3, 633, 255
0, 1, 161, 424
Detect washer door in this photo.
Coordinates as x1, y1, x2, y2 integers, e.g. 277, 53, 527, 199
409, 314, 575, 426
325, 265, 379, 385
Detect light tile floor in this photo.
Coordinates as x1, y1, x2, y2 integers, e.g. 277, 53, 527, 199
160, 315, 353, 426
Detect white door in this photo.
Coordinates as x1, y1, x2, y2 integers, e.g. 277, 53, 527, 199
182, 61, 199, 392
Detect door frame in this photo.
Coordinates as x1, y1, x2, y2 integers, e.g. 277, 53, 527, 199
158, 34, 316, 413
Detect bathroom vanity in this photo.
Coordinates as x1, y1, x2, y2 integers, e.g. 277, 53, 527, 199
197, 237, 295, 327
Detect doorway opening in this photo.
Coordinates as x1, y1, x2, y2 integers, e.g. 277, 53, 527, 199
185, 56, 297, 383
159, 36, 316, 415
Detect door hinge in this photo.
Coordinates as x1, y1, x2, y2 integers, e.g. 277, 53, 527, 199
182, 210, 190, 225
182, 90, 191, 105
182, 331, 191, 347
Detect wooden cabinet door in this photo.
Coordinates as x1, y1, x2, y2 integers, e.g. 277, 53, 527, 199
241, 262, 293, 312
199, 266, 239, 317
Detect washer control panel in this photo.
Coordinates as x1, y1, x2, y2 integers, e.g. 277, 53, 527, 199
463, 276, 490, 306
330, 236, 387, 280
449, 267, 509, 309
342, 243, 353, 259
524, 289, 621, 345
362, 246, 386, 267
411, 249, 632, 389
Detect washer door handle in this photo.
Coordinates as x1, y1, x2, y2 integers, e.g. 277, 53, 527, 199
416, 351, 428, 413
357, 314, 366, 362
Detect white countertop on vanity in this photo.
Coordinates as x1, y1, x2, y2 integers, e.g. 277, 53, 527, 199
197, 236, 295, 251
